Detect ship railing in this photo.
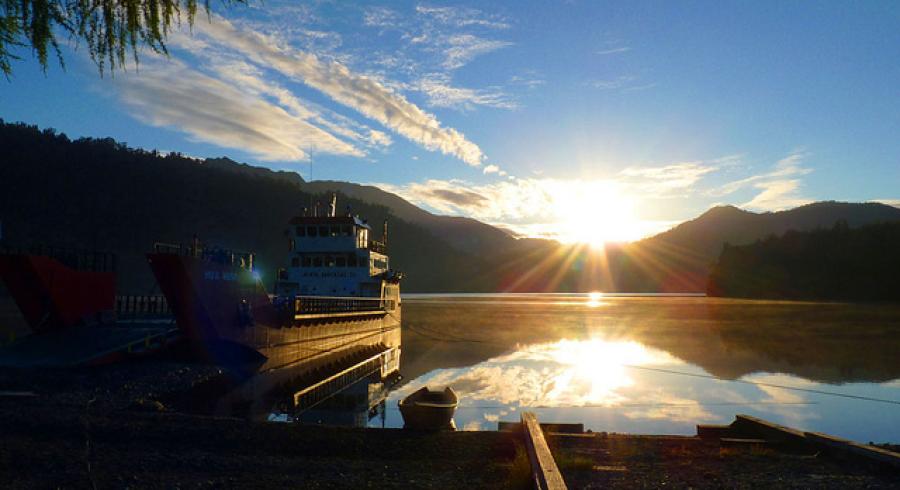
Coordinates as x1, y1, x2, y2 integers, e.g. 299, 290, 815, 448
1, 244, 116, 273
115, 295, 172, 321
294, 295, 394, 316
152, 242, 255, 271
293, 348, 391, 409
368, 240, 387, 254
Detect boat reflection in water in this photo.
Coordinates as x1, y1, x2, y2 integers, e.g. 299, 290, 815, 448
204, 325, 402, 428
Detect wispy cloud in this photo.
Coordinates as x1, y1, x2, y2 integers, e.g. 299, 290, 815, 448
596, 47, 631, 55
363, 6, 402, 29
112, 57, 362, 161
415, 5, 511, 30
169, 17, 486, 166
442, 34, 513, 70
620, 162, 719, 193
413, 73, 518, 110
709, 150, 813, 211
619, 156, 738, 197
589, 75, 657, 93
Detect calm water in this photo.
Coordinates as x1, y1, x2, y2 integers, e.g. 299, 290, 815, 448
367, 294, 900, 442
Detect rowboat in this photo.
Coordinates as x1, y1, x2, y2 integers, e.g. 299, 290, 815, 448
399, 386, 458, 430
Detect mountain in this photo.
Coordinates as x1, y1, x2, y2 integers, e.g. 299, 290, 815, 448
200, 158, 516, 256
289, 180, 515, 256
613, 202, 900, 292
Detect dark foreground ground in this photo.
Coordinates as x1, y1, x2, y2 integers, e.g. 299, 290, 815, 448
0, 362, 897, 489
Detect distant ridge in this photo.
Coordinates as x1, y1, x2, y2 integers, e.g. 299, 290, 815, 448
615, 202, 900, 292
2, 119, 898, 294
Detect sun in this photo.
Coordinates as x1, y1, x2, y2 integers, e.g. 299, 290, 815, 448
547, 181, 641, 247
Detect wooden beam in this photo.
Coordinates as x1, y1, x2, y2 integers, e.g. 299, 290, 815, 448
521, 412, 568, 490
805, 432, 900, 468
732, 414, 806, 445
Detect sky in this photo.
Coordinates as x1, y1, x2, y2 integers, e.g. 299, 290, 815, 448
2, 1, 899, 244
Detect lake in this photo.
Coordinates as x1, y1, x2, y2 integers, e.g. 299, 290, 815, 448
365, 294, 900, 443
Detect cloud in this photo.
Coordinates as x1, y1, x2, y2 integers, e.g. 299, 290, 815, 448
590, 76, 636, 90
112, 57, 362, 161
174, 17, 486, 166
413, 73, 517, 110
872, 199, 900, 208
483, 164, 500, 174
426, 187, 491, 208
208, 59, 389, 151
709, 150, 813, 211
363, 6, 402, 29
442, 34, 513, 70
415, 5, 510, 29
743, 180, 811, 211
589, 76, 657, 93
596, 47, 631, 55
620, 161, 722, 196
375, 176, 675, 242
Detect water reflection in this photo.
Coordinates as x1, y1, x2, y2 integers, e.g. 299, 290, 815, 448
232, 295, 900, 442
381, 295, 900, 442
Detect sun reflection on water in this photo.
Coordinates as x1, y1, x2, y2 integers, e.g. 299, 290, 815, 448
586, 291, 605, 308
399, 338, 682, 410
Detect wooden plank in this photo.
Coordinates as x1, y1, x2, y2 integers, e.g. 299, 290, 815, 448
805, 432, 900, 468
732, 414, 807, 444
521, 412, 568, 490
720, 437, 769, 448
696, 424, 733, 440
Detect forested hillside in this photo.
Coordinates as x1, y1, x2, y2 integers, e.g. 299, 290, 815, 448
0, 121, 489, 293
707, 222, 900, 301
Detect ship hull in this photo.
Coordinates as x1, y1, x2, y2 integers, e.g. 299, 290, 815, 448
146, 253, 400, 373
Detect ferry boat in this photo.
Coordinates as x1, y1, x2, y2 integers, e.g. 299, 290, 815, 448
146, 196, 402, 376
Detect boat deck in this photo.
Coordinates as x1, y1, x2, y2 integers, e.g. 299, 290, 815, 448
0, 321, 180, 367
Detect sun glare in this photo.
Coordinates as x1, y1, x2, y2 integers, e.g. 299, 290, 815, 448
547, 181, 641, 247
586, 291, 605, 307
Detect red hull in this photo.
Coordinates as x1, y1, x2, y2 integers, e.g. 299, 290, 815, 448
0, 254, 115, 333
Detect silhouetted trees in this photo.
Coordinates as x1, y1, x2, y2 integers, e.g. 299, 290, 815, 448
707, 222, 900, 301
0, 119, 487, 293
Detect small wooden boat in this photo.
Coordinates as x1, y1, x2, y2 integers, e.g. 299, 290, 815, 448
399, 386, 458, 430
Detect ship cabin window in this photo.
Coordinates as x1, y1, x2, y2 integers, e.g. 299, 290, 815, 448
295, 226, 306, 237
356, 228, 368, 248
348, 254, 358, 267
326, 256, 336, 267
313, 257, 323, 267
319, 225, 328, 237
336, 256, 346, 267
291, 257, 300, 267
330, 225, 340, 237
341, 225, 352, 237
302, 256, 312, 267
307, 226, 318, 237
